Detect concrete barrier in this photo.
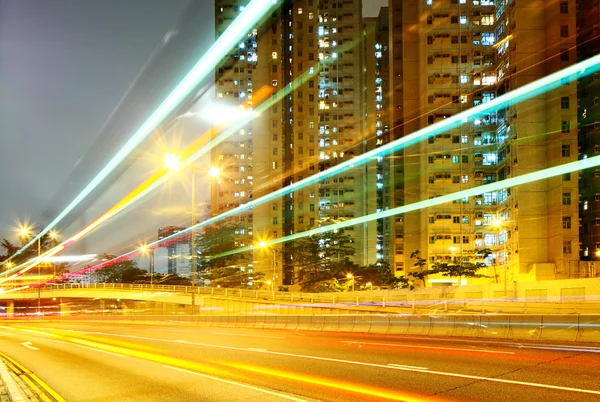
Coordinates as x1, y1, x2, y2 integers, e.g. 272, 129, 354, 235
539, 314, 580, 342
577, 315, 600, 342
429, 315, 455, 337
5, 312, 600, 344
352, 315, 373, 333
387, 315, 409, 335
367, 315, 390, 334
337, 315, 356, 332
407, 315, 431, 335
479, 315, 510, 339
507, 315, 543, 341
296, 315, 313, 331
309, 315, 326, 332
453, 315, 483, 338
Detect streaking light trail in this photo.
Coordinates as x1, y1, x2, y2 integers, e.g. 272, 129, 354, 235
3, 0, 278, 264
211, 155, 600, 259
77, 53, 600, 271
7, 49, 600, 285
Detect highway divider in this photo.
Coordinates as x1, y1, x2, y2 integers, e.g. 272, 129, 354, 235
7, 313, 600, 343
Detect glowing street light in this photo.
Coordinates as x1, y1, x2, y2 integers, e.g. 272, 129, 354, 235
346, 273, 355, 292
209, 167, 220, 178
139, 245, 154, 286
163, 153, 183, 172
259, 241, 268, 249
48, 231, 59, 240
18, 226, 31, 238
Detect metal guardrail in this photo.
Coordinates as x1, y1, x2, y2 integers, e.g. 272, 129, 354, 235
14, 283, 600, 315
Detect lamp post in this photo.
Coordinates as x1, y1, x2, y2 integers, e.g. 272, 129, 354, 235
493, 218, 508, 297
140, 246, 154, 287
164, 153, 219, 314
346, 273, 355, 292
260, 241, 278, 294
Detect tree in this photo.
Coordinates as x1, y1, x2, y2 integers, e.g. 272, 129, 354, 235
0, 239, 19, 261
95, 254, 145, 283
208, 267, 265, 288
409, 250, 431, 286
430, 259, 488, 286
289, 228, 356, 291
195, 222, 252, 285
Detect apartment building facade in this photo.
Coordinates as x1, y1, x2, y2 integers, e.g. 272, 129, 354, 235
577, 0, 600, 278
213, 0, 376, 287
397, 0, 579, 285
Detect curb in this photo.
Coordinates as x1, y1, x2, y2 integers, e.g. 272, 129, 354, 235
0, 359, 27, 402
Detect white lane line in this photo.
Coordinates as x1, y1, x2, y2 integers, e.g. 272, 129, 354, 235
21, 341, 39, 351
162, 365, 306, 401
387, 364, 429, 370
83, 331, 600, 395
247, 348, 269, 352
212, 332, 285, 339
341, 341, 515, 354
74, 343, 126, 358
379, 335, 600, 352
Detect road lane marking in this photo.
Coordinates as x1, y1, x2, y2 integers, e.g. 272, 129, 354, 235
25, 328, 600, 396
21, 341, 40, 351
162, 365, 307, 401
341, 341, 515, 354
74, 343, 127, 358
247, 348, 269, 352
387, 364, 429, 370
212, 332, 285, 339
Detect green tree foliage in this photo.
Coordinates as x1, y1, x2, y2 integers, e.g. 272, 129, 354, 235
0, 239, 19, 261
208, 267, 265, 288
401, 250, 489, 288
430, 259, 487, 285
95, 254, 146, 283
195, 222, 253, 287
1, 236, 69, 278
289, 229, 357, 292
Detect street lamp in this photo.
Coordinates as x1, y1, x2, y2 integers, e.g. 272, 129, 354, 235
260, 241, 277, 293
346, 273, 355, 292
140, 245, 154, 287
164, 153, 219, 314
493, 218, 508, 296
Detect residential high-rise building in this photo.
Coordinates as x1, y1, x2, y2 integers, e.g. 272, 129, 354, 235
157, 226, 191, 276
577, 0, 600, 277
214, 0, 375, 287
396, 0, 579, 285
364, 7, 405, 271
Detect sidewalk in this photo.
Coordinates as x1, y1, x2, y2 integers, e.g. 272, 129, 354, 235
0, 359, 37, 402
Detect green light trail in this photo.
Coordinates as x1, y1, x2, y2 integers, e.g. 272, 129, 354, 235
5, 0, 278, 263
73, 53, 600, 276
212, 155, 600, 260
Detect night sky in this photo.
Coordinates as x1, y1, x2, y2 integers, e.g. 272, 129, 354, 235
0, 0, 187, 243
0, 0, 389, 255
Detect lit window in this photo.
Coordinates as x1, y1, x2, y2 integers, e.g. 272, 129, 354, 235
298, 7, 303, 14
460, 74, 468, 84
460, 15, 467, 24
272, 51, 278, 59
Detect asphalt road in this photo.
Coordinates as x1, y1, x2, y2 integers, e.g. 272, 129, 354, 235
0, 321, 599, 401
